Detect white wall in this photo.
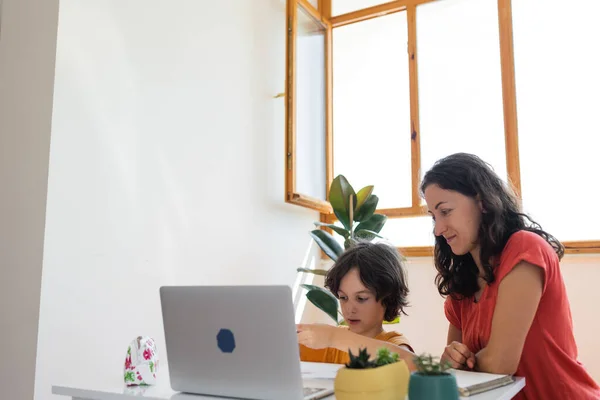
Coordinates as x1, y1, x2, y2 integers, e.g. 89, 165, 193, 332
34, 0, 319, 398
559, 255, 600, 382
0, 0, 59, 398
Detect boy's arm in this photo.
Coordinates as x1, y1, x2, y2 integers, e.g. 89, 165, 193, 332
297, 324, 417, 371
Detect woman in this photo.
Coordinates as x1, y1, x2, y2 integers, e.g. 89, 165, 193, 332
297, 241, 416, 367
422, 152, 600, 399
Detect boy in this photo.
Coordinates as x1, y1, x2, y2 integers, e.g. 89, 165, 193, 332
297, 241, 415, 367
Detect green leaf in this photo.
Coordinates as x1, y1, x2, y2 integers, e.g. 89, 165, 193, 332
313, 222, 350, 238
301, 285, 339, 323
354, 195, 379, 222
346, 347, 377, 369
333, 209, 351, 232
149, 361, 154, 373
355, 214, 387, 234
354, 186, 374, 213
375, 347, 399, 366
328, 175, 356, 230
296, 268, 328, 276
310, 229, 344, 261
354, 229, 386, 241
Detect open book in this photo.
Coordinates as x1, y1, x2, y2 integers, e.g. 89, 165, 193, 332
450, 369, 515, 397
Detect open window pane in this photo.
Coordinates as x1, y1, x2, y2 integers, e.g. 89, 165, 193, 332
513, 0, 600, 241
332, 0, 390, 17
417, 0, 507, 192
333, 12, 412, 209
379, 216, 435, 248
295, 6, 327, 201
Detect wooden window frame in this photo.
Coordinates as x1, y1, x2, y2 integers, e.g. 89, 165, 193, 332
285, 0, 600, 255
285, 0, 334, 214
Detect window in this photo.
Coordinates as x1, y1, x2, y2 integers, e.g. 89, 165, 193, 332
285, 0, 600, 255
417, 0, 507, 185
380, 216, 436, 248
512, 0, 600, 243
332, 0, 392, 17
296, 7, 327, 201
333, 12, 412, 210
285, 0, 332, 213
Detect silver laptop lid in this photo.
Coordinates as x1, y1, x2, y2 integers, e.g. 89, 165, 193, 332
160, 285, 305, 400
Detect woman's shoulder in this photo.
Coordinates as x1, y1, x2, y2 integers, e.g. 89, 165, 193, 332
502, 230, 557, 259
506, 229, 550, 246
496, 230, 560, 284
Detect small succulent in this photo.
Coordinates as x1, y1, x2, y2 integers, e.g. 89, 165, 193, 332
346, 347, 376, 369
345, 347, 400, 369
374, 347, 400, 366
413, 353, 452, 375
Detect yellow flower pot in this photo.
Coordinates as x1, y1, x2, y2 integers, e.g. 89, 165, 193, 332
334, 361, 410, 400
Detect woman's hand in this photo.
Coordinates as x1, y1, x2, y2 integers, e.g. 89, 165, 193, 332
296, 323, 339, 349
442, 341, 476, 370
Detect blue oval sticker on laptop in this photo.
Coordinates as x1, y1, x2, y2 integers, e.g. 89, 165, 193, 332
217, 329, 236, 353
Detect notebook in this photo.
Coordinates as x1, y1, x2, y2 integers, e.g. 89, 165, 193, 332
451, 369, 515, 396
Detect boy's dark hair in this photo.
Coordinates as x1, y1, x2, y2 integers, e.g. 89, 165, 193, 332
325, 241, 409, 321
420, 152, 564, 300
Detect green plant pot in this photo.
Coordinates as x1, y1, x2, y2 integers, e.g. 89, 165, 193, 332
408, 372, 459, 400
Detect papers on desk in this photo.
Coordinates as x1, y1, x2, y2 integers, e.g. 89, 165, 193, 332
450, 369, 515, 397
300, 362, 343, 380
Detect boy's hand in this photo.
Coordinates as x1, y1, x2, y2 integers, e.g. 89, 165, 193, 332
296, 323, 338, 349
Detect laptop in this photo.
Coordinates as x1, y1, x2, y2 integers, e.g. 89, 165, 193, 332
159, 285, 334, 400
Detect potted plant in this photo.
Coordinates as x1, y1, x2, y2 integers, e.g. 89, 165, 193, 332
298, 175, 398, 325
334, 347, 410, 400
408, 353, 459, 400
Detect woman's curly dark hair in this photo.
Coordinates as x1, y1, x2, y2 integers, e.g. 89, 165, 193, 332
325, 241, 409, 321
420, 153, 564, 300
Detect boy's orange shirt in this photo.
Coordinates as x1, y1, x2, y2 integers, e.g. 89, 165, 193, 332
299, 329, 413, 365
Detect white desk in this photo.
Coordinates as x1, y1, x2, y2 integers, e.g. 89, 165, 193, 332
52, 362, 525, 400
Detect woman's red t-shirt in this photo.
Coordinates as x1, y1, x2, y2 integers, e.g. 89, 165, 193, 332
445, 230, 600, 399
